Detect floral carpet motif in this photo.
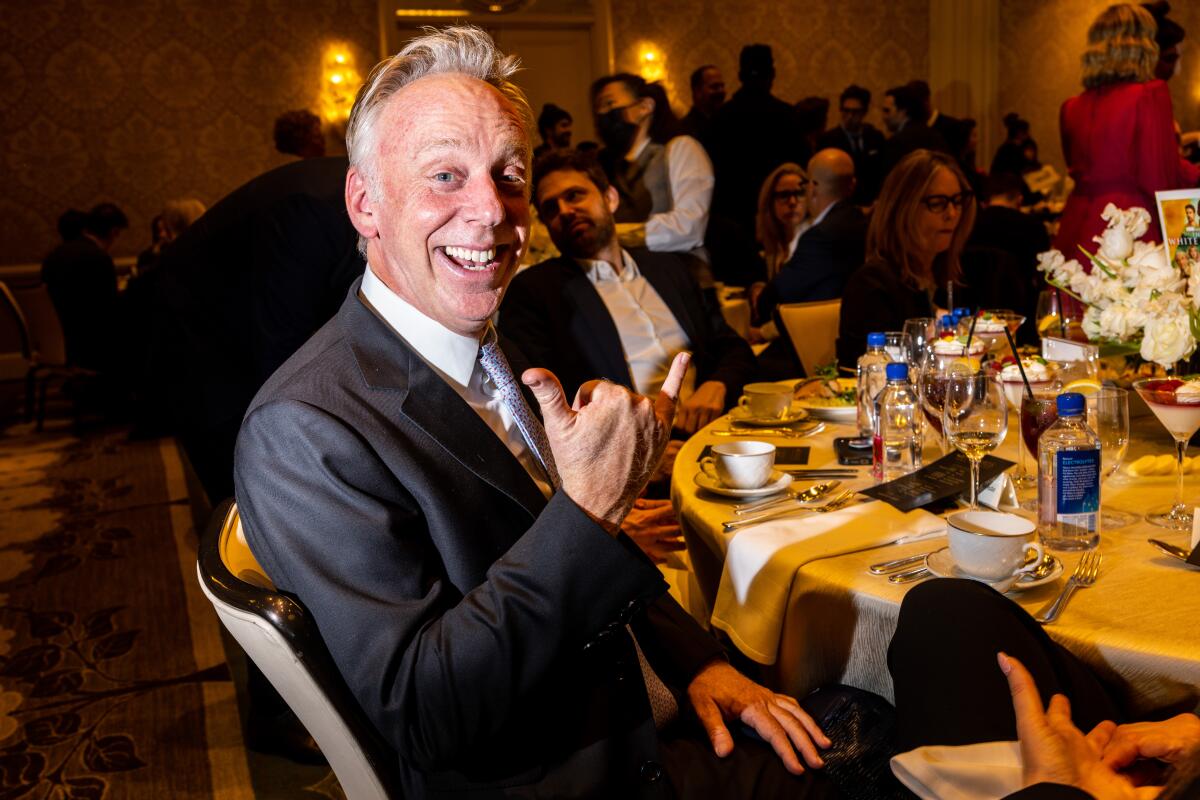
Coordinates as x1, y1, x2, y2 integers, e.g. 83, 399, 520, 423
0, 427, 247, 799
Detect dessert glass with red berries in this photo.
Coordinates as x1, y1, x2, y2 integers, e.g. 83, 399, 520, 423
1133, 377, 1200, 530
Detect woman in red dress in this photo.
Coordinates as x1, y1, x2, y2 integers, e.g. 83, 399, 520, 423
1055, 3, 1198, 262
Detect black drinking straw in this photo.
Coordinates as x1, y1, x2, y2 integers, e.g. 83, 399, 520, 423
1054, 287, 1067, 337
965, 310, 979, 353
1004, 326, 1035, 400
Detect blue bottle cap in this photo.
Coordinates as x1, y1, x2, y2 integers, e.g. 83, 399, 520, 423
938, 314, 956, 328
867, 332, 886, 347
886, 362, 909, 381
1057, 392, 1085, 416
954, 307, 972, 318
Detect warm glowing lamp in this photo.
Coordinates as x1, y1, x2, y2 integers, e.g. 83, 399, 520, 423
321, 43, 361, 123
637, 43, 665, 83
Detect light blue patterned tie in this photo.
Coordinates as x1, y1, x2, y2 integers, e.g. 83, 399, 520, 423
478, 337, 561, 490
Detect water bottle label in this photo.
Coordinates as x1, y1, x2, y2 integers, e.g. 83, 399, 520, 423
1055, 449, 1100, 518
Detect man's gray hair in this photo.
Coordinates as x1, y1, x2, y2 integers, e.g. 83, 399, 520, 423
346, 25, 534, 183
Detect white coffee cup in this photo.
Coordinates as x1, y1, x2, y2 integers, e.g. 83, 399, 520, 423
700, 441, 776, 489
946, 510, 1044, 581
739, 382, 792, 419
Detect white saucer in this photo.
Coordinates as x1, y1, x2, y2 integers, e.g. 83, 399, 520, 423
729, 406, 810, 427
793, 401, 857, 424
694, 470, 793, 498
925, 547, 1063, 592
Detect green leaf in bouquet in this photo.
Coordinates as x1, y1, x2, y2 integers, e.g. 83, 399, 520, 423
1077, 244, 1117, 279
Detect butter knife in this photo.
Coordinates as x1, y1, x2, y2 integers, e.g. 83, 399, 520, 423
1148, 538, 1192, 562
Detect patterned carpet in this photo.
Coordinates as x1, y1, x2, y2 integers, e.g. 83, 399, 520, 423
0, 421, 344, 799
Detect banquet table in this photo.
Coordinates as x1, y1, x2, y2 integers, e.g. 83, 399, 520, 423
671, 402, 1200, 717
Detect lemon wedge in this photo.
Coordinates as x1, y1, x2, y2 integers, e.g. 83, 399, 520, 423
1063, 379, 1102, 396
1127, 454, 1156, 476
948, 357, 982, 374
1037, 313, 1060, 334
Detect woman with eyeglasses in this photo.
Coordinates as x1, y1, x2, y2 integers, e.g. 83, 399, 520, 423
1054, 4, 1198, 272
836, 149, 976, 367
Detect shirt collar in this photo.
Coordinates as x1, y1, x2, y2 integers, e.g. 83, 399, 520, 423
576, 248, 640, 285
359, 263, 482, 390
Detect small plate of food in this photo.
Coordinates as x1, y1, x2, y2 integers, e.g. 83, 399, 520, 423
789, 375, 857, 423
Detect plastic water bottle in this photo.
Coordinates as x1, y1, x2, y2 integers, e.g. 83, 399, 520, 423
856, 332, 891, 437
1037, 392, 1101, 550
873, 362, 923, 482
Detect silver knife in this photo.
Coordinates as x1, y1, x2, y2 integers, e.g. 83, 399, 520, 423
869, 552, 931, 575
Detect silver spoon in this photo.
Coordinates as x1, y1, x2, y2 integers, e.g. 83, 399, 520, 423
1148, 539, 1193, 563
731, 481, 840, 515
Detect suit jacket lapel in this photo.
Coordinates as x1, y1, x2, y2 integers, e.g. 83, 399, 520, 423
343, 292, 547, 518
560, 261, 634, 386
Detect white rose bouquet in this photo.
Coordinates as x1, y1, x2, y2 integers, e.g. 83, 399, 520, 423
1037, 203, 1200, 368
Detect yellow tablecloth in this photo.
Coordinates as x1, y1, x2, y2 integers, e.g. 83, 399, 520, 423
671, 410, 1200, 716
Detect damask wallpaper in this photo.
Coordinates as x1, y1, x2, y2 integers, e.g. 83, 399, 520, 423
4, 1, 1196, 266
0, 0, 377, 265
998, 0, 1200, 174
610, 0, 930, 132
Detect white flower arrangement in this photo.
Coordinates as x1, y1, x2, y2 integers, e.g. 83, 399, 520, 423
1037, 203, 1200, 368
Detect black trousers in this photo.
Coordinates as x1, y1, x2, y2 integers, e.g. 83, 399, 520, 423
887, 578, 1126, 751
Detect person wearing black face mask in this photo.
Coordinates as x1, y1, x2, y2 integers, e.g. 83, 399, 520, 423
589, 73, 715, 288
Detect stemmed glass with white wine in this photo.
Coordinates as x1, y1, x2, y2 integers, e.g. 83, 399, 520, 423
944, 372, 1008, 508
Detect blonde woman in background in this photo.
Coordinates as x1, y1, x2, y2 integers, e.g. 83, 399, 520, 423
748, 162, 807, 343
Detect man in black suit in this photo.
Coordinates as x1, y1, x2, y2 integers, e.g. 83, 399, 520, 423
143, 156, 363, 504
501, 149, 755, 435
753, 149, 866, 378
907, 80, 960, 148
42, 202, 127, 372
679, 64, 725, 143
880, 83, 949, 180
816, 85, 885, 204
704, 44, 808, 285
235, 27, 834, 798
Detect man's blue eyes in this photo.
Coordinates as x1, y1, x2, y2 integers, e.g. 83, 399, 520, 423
434, 172, 455, 182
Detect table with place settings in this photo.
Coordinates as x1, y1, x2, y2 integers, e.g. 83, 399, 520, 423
671, 404, 1200, 716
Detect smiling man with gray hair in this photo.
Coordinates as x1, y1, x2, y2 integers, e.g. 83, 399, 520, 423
233, 26, 836, 797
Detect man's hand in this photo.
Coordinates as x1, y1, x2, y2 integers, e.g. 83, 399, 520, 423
676, 380, 726, 434
623, 498, 685, 564
524, 353, 689, 534
1000, 652, 1158, 799
687, 659, 830, 775
1100, 713, 1200, 773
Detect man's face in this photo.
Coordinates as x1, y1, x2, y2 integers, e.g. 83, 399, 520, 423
346, 74, 530, 337
694, 68, 726, 114
535, 168, 618, 259
550, 118, 572, 148
1187, 207, 1196, 225
839, 98, 866, 133
881, 95, 904, 133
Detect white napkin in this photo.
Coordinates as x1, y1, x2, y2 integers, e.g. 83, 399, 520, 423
891, 741, 1023, 800
1191, 508, 1200, 552
710, 500, 945, 664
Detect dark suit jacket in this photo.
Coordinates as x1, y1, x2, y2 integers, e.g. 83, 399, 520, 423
881, 121, 950, 178
234, 282, 728, 797
499, 248, 756, 406
756, 200, 866, 318
142, 156, 364, 498
41, 237, 119, 371
816, 125, 886, 204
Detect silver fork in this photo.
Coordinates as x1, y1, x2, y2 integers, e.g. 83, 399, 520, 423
723, 490, 856, 532
1035, 551, 1102, 624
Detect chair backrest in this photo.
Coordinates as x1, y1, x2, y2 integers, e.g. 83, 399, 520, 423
0, 282, 33, 381
9, 283, 68, 366
197, 499, 401, 800
777, 300, 842, 376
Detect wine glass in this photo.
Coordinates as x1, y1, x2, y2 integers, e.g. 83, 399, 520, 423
883, 331, 912, 365
903, 318, 936, 360
917, 353, 950, 454
1002, 375, 1059, 490
1087, 387, 1132, 529
944, 373, 1008, 508
1133, 378, 1200, 530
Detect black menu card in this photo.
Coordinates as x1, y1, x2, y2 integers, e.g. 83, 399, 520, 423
859, 452, 1015, 512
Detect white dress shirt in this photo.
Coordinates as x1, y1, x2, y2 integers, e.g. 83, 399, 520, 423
629, 135, 714, 253
577, 249, 696, 399
359, 265, 552, 498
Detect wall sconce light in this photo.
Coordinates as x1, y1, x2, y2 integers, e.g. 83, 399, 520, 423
321, 43, 361, 123
638, 42, 665, 83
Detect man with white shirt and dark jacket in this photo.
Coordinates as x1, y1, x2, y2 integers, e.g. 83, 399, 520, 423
502, 149, 755, 435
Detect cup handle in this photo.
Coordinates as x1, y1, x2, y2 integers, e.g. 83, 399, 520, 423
700, 457, 719, 482
738, 396, 750, 411
1016, 543, 1045, 575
